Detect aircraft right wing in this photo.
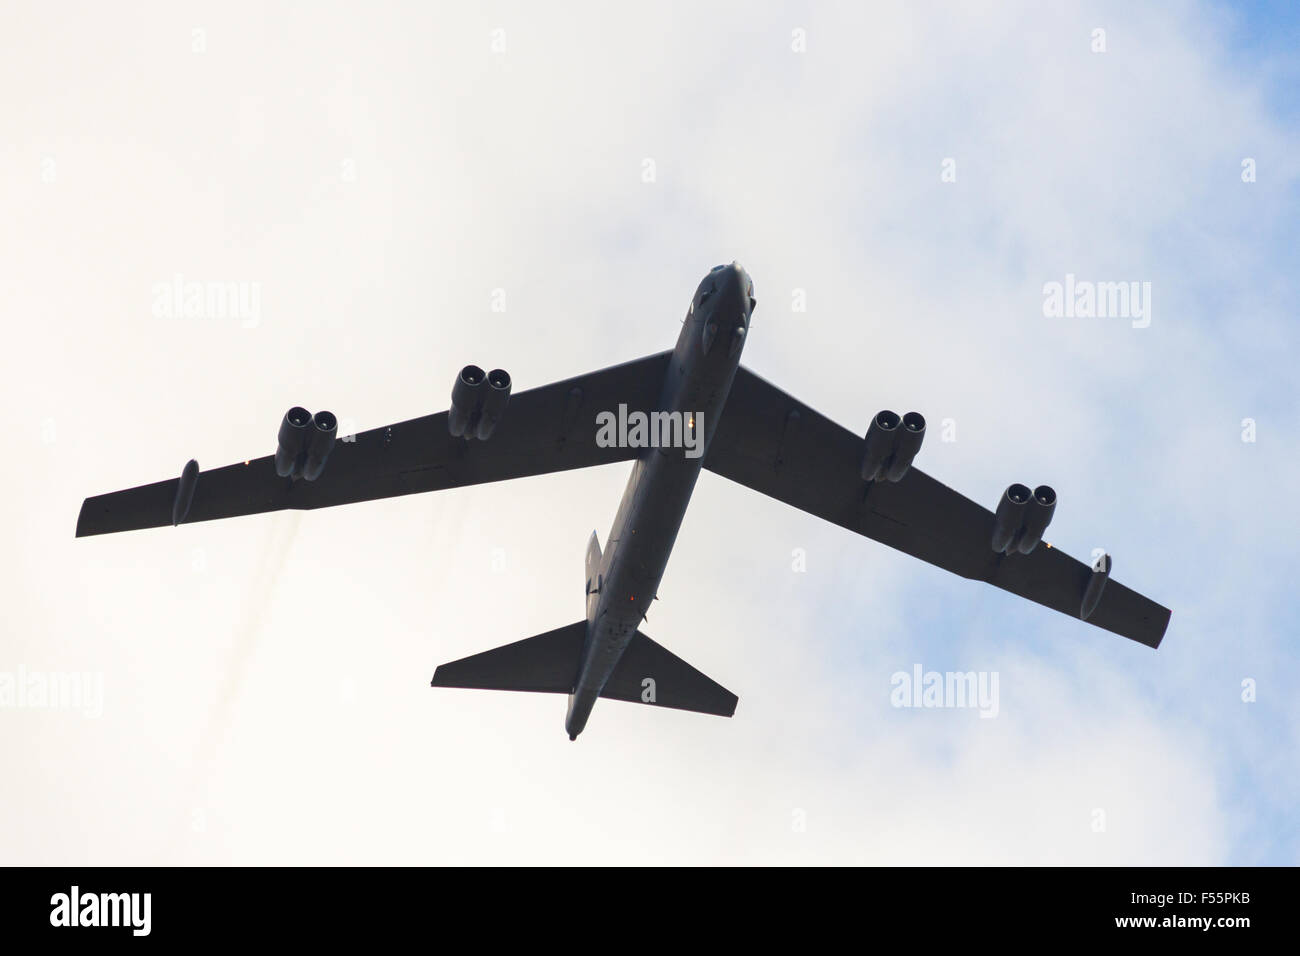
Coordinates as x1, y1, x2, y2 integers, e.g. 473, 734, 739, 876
77, 351, 673, 537
703, 365, 1171, 648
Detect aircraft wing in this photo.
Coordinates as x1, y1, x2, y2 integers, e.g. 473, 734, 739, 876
703, 365, 1171, 648
76, 351, 673, 537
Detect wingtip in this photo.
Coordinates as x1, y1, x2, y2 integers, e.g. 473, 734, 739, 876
1149, 607, 1172, 650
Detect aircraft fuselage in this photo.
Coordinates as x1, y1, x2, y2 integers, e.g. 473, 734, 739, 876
565, 263, 754, 739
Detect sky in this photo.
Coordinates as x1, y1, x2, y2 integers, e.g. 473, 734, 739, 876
1, 0, 1296, 865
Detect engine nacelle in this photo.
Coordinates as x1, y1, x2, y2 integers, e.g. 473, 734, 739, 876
301, 411, 338, 481
885, 412, 926, 482
1015, 485, 1056, 554
275, 407, 312, 478
860, 410, 900, 482
449, 365, 511, 439
448, 365, 487, 438
860, 410, 926, 483
991, 483, 1032, 553
475, 369, 512, 440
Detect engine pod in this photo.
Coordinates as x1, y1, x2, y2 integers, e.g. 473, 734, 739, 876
1016, 485, 1057, 554
884, 412, 926, 482
449, 365, 486, 438
991, 483, 1032, 553
275, 407, 312, 478
860, 410, 900, 482
474, 369, 512, 440
301, 411, 338, 481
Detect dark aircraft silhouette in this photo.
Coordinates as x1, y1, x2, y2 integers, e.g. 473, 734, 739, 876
77, 263, 1170, 739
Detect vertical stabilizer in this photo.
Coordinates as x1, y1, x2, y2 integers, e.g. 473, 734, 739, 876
585, 530, 602, 620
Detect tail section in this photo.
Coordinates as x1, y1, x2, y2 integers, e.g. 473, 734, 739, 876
431, 621, 738, 726
432, 534, 735, 733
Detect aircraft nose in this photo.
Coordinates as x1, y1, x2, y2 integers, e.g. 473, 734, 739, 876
731, 262, 754, 317
702, 262, 755, 320
709, 261, 748, 295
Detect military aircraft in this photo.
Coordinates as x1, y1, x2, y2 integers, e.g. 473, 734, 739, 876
77, 262, 1170, 739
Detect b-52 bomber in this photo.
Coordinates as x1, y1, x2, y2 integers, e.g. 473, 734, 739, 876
77, 263, 1170, 739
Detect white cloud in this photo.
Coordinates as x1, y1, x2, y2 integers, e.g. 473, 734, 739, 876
0, 0, 1294, 863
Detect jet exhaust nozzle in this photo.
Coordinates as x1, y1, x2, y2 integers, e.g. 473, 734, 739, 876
991, 483, 1032, 553
885, 412, 926, 482
301, 411, 338, 481
860, 410, 926, 483
1015, 484, 1056, 554
275, 406, 312, 478
449, 365, 486, 438
860, 410, 901, 482
475, 369, 512, 440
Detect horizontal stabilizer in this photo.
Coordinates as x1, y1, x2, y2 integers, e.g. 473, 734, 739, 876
431, 622, 585, 694
601, 630, 738, 717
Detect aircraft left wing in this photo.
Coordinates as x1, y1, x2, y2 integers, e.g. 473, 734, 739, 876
703, 365, 1171, 648
76, 351, 673, 537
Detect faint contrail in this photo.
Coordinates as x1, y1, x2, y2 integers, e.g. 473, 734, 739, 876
167, 511, 301, 858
